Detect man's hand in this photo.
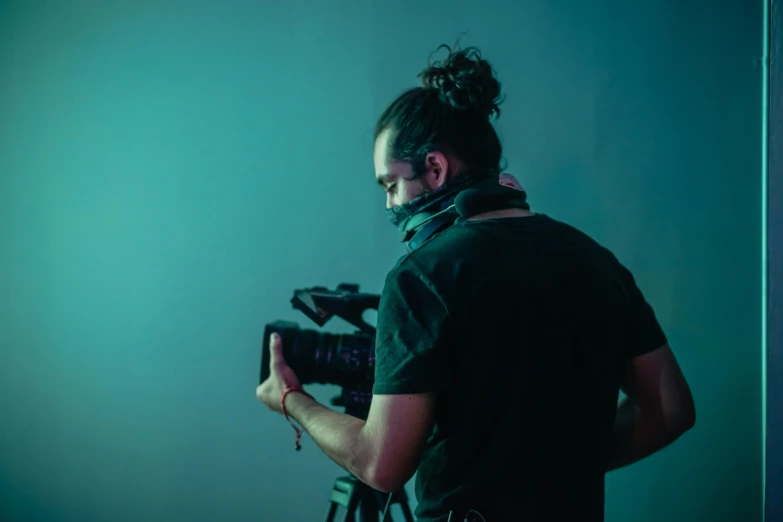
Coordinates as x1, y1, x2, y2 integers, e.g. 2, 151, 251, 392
252, 331, 433, 492
256, 333, 302, 414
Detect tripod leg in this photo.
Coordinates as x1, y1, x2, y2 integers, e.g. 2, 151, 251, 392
324, 503, 339, 522
357, 492, 379, 522
398, 500, 415, 522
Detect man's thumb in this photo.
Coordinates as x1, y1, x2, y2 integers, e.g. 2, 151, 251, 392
269, 332, 284, 363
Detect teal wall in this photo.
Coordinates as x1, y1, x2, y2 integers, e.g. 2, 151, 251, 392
0, 1, 764, 521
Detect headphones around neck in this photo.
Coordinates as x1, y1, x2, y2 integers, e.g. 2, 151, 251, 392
401, 174, 530, 253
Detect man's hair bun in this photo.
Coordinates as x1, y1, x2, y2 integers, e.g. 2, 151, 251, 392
419, 44, 503, 120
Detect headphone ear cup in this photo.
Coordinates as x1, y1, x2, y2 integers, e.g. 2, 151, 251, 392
401, 211, 435, 236
454, 188, 481, 218
455, 186, 529, 218
404, 208, 459, 252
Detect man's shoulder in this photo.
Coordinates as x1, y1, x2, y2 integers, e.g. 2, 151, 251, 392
382, 250, 434, 293
403, 213, 569, 261
391, 213, 622, 289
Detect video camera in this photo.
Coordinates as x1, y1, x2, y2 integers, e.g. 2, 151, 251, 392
260, 283, 380, 420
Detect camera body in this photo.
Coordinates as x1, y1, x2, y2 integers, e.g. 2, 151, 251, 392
260, 284, 380, 420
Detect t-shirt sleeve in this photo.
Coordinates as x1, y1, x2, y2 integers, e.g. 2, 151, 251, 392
616, 261, 668, 358
372, 265, 453, 395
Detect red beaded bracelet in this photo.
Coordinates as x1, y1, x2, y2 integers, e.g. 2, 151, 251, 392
280, 386, 314, 451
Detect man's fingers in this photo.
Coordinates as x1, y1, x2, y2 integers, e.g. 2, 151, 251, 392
269, 332, 284, 364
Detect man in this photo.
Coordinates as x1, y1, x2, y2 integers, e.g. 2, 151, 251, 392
257, 45, 696, 521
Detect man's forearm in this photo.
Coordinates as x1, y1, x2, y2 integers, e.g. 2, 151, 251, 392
284, 392, 376, 485
607, 397, 683, 471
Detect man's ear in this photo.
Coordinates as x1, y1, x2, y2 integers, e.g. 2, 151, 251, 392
423, 151, 451, 189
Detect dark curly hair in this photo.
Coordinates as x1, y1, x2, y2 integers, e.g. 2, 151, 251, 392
374, 43, 505, 179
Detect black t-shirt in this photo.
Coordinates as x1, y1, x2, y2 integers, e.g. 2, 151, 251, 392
372, 214, 667, 522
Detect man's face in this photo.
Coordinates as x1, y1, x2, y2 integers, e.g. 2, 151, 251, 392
373, 128, 449, 208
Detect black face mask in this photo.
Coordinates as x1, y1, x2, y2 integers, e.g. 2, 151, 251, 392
384, 174, 488, 230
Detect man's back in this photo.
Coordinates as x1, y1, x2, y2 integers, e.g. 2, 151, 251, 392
374, 214, 668, 521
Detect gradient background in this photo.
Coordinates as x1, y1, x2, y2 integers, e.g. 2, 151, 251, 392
0, 1, 766, 521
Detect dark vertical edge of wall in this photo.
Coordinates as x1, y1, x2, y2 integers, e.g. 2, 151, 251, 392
768, 0, 783, 519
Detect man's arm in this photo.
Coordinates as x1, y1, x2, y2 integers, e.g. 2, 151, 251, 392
284, 391, 436, 492
280, 264, 445, 491
283, 393, 371, 481
607, 343, 696, 471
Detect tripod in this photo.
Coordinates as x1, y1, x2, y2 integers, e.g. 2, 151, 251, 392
324, 475, 414, 522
